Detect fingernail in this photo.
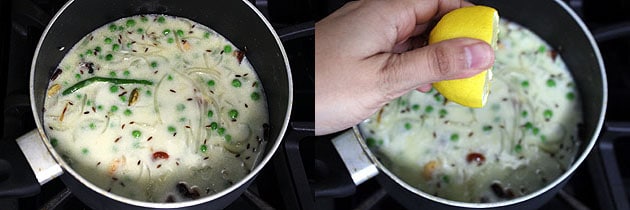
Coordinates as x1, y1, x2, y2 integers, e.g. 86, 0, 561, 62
464, 43, 493, 69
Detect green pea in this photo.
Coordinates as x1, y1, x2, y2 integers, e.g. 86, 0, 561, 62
412, 104, 420, 111
176, 29, 184, 37
157, 16, 165, 23
168, 126, 176, 133
109, 24, 117, 32
521, 80, 529, 88
543, 109, 553, 119
532, 127, 540, 135
167, 38, 174, 44
232, 79, 241, 87
50, 138, 58, 147
82, 148, 89, 154
482, 125, 493, 132
150, 61, 158, 68
176, 104, 186, 111
434, 94, 442, 102
132, 130, 141, 138
112, 44, 120, 51
524, 122, 533, 130
126, 19, 136, 28
200, 144, 208, 153
210, 122, 218, 130
123, 70, 130, 77
450, 133, 459, 141
163, 29, 171, 35
104, 37, 112, 44
110, 85, 118, 93
224, 45, 232, 53
105, 54, 113, 61
515, 144, 523, 152
225, 135, 232, 142
110, 105, 118, 112
251, 92, 260, 101
439, 109, 448, 117
207, 80, 215, 87
521, 110, 528, 118
89, 123, 96, 130
546, 79, 556, 87
228, 109, 239, 119
365, 137, 376, 147
217, 127, 226, 136
404, 122, 411, 130
109, 71, 117, 77
124, 109, 132, 116
442, 175, 450, 184
425, 105, 434, 113
566, 92, 575, 100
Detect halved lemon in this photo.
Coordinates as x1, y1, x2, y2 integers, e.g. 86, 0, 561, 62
429, 5, 499, 108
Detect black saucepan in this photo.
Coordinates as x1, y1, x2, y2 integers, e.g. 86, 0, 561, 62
331, 0, 607, 209
0, 0, 292, 209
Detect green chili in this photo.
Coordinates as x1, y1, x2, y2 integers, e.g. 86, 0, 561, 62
207, 110, 214, 118
366, 137, 376, 147
210, 122, 218, 130
482, 125, 493, 132
168, 126, 176, 133
163, 29, 171, 35
425, 105, 434, 113
439, 109, 448, 117
62, 77, 153, 95
524, 122, 533, 130
404, 122, 412, 130
157, 16, 165, 23
532, 127, 540, 135
109, 71, 117, 77
150, 61, 158, 68
136, 28, 143, 34
176, 29, 184, 37
566, 92, 575, 100
105, 54, 113, 61
412, 104, 420, 111
207, 80, 215, 87
109, 24, 117, 32
123, 70, 130, 77
521, 80, 529, 88
112, 44, 120, 51
104, 37, 112, 44
537, 45, 546, 53
110, 105, 118, 112
167, 38, 174, 44
521, 110, 528, 118
515, 144, 523, 152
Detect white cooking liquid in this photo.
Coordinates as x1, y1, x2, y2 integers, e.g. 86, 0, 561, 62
359, 20, 582, 203
43, 15, 269, 202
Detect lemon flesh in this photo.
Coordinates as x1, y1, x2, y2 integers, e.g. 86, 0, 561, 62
429, 6, 499, 108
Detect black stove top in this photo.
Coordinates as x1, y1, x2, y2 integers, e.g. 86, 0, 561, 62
2, 0, 630, 210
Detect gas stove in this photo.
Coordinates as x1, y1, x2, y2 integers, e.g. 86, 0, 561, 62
2, 0, 630, 210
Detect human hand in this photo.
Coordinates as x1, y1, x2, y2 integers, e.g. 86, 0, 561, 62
315, 0, 495, 135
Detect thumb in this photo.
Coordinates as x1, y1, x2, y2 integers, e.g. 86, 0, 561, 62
380, 38, 494, 96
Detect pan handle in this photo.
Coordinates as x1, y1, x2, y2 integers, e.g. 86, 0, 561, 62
331, 128, 379, 186
16, 130, 63, 185
0, 129, 54, 198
